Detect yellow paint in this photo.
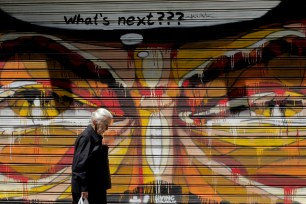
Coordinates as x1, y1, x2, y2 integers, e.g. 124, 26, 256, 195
109, 137, 132, 173
173, 29, 283, 79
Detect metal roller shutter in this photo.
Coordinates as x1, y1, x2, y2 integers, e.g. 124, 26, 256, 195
0, 1, 305, 203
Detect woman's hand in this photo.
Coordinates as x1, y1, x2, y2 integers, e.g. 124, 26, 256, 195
81, 191, 88, 199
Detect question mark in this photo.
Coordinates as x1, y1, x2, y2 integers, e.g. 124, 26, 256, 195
166, 12, 175, 25
176, 12, 184, 25
157, 12, 165, 25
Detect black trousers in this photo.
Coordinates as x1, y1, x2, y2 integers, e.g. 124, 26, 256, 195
72, 191, 107, 204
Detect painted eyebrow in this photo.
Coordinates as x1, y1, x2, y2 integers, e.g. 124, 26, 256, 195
0, 33, 127, 89
179, 30, 306, 87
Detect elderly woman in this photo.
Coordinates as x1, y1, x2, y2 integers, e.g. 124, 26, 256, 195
71, 108, 113, 204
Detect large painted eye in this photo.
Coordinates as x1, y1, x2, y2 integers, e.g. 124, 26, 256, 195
250, 92, 304, 117
7, 87, 93, 119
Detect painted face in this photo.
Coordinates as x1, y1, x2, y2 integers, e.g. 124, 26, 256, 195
0, 21, 306, 203
0, 34, 130, 201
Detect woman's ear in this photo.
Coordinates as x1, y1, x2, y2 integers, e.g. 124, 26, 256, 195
92, 120, 98, 131
92, 120, 97, 126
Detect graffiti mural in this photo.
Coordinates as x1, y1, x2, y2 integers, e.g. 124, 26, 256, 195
0, 1, 306, 204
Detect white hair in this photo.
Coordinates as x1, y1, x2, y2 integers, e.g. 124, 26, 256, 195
91, 108, 113, 126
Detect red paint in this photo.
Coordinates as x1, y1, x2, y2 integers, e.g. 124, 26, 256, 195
284, 186, 298, 204
182, 79, 190, 88
231, 167, 241, 183
0, 164, 29, 183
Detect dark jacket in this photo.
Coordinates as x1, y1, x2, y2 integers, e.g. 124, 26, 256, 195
71, 125, 111, 193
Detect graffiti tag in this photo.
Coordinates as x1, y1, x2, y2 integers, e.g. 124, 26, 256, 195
64, 12, 185, 27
